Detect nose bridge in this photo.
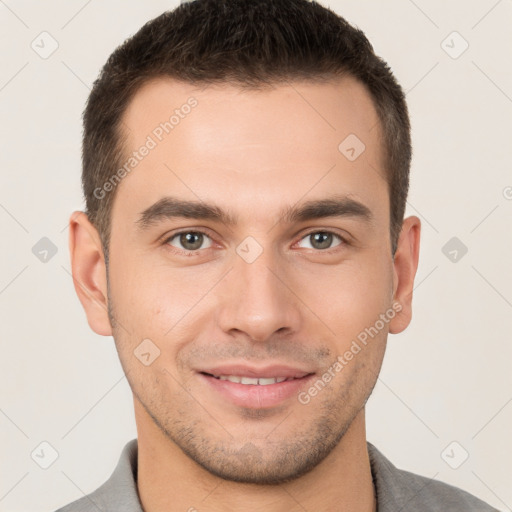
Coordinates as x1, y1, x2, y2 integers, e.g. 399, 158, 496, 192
216, 242, 301, 341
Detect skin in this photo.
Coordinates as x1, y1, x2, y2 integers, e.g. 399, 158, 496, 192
69, 76, 421, 511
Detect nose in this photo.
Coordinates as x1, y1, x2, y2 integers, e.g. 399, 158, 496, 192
215, 245, 302, 343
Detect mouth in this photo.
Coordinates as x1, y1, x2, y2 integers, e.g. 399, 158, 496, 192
197, 370, 316, 409
200, 372, 307, 386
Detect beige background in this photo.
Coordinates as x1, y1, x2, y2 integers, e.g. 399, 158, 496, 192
0, 0, 511, 510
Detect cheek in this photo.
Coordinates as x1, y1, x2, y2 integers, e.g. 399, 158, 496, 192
297, 255, 393, 340
108, 253, 211, 341
108, 235, 393, 344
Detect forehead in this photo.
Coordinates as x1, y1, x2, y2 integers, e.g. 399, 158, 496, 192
113, 76, 388, 229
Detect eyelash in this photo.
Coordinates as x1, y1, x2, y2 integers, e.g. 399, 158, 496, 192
162, 228, 349, 256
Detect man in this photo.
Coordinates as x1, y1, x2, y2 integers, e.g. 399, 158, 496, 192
57, 0, 498, 510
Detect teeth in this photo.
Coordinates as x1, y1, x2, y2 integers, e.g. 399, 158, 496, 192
215, 375, 290, 385
240, 377, 259, 385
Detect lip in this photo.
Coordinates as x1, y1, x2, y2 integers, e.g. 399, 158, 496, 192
197, 364, 316, 409
198, 364, 313, 379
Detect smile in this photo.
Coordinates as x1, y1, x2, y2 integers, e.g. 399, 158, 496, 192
198, 371, 316, 408
204, 373, 299, 385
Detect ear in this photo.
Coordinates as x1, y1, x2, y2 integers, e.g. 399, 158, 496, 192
68, 211, 112, 336
388, 215, 421, 334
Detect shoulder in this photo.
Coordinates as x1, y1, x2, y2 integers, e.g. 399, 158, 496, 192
54, 477, 140, 512
54, 480, 115, 512
55, 493, 104, 512
54, 439, 142, 512
367, 442, 499, 512
389, 464, 500, 511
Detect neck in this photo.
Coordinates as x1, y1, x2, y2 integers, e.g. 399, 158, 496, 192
136, 403, 376, 512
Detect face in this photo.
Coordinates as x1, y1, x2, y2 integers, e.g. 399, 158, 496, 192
72, 76, 420, 485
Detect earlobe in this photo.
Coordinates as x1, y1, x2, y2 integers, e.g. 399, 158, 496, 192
388, 216, 421, 335
68, 211, 113, 336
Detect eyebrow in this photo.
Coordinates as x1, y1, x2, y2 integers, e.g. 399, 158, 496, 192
136, 194, 373, 230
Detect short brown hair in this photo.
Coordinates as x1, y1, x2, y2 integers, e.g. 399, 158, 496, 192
82, 0, 411, 260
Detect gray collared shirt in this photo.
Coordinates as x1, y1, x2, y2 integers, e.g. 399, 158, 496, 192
55, 438, 499, 511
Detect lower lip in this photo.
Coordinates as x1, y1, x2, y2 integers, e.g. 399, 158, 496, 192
198, 373, 316, 409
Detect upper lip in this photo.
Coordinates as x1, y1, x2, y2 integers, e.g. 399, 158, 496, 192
198, 364, 314, 379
